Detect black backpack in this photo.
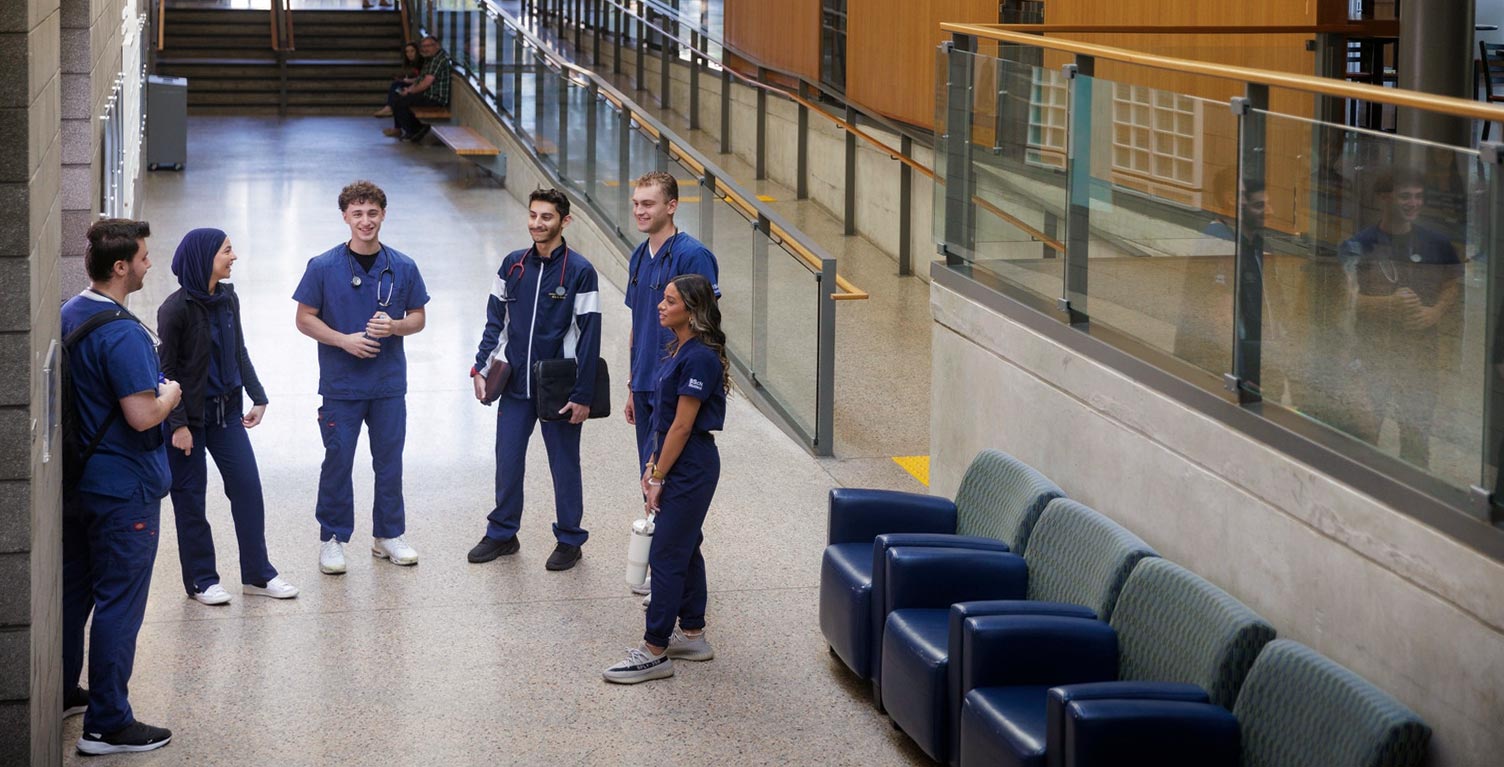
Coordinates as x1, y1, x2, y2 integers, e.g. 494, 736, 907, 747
60, 309, 139, 504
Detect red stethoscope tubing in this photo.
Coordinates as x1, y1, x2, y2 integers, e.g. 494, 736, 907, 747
506, 242, 569, 298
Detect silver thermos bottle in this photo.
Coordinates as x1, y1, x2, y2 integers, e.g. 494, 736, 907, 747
625, 512, 655, 587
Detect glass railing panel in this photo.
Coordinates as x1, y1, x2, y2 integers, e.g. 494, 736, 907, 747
708, 197, 756, 382
757, 232, 821, 439
934, 45, 1070, 305
532, 58, 565, 177
1066, 72, 1239, 380
1252, 113, 1488, 491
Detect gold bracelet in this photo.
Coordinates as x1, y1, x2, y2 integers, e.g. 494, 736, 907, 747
651, 469, 665, 480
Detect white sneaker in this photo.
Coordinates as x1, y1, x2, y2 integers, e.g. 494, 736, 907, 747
320, 539, 347, 575
372, 536, 418, 566
243, 576, 299, 599
602, 645, 674, 684
191, 583, 232, 605
630, 574, 652, 596
641, 592, 652, 609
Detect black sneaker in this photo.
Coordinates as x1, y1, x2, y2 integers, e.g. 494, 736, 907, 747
545, 543, 582, 571
407, 124, 432, 142
77, 721, 172, 755
467, 535, 520, 563
64, 687, 88, 718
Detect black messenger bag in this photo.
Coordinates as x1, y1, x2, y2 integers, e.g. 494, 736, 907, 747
532, 357, 610, 421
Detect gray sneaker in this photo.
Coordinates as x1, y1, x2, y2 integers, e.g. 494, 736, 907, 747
602, 645, 674, 684
666, 629, 714, 661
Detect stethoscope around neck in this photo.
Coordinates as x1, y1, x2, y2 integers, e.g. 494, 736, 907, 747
346, 243, 395, 307
503, 239, 570, 301
631, 230, 679, 290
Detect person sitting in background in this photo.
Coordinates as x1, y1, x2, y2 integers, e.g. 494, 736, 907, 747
388, 36, 450, 143
375, 42, 424, 121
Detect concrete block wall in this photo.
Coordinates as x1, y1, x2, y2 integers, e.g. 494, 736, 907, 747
929, 278, 1504, 767
60, 0, 123, 297
1, 0, 65, 762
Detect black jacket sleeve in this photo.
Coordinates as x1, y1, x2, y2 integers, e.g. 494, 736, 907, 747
156, 292, 193, 432
231, 291, 268, 406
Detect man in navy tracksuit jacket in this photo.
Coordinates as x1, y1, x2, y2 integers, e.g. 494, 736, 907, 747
469, 188, 602, 571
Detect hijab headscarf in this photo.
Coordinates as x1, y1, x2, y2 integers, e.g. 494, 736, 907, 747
172, 228, 230, 305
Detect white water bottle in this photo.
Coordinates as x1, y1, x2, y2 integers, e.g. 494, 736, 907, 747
625, 512, 656, 588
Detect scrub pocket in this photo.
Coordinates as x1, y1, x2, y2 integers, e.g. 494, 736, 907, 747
100, 506, 161, 574
317, 406, 341, 452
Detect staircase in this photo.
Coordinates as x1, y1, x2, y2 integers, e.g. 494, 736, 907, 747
155, 9, 407, 115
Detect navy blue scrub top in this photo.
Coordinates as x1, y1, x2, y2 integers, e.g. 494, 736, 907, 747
650, 337, 726, 436
293, 243, 430, 399
205, 299, 242, 397
624, 231, 719, 392
61, 292, 170, 500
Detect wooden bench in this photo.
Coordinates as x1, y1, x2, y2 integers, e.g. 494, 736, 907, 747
412, 106, 452, 121
430, 125, 506, 185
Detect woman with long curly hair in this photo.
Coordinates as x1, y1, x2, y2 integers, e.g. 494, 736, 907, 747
604, 273, 728, 684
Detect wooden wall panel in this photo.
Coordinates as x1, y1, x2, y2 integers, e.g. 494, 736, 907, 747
723, 0, 822, 83
847, 0, 1001, 129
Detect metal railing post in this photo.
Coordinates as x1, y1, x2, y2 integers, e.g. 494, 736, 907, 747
512, 29, 524, 117
585, 80, 599, 196
573, 0, 581, 51
592, 0, 602, 67
796, 80, 809, 199
477, 4, 489, 97
612, 3, 622, 74
719, 66, 732, 154
899, 133, 913, 275
534, 49, 546, 139
1479, 142, 1504, 524
656, 131, 670, 173
689, 30, 701, 130
699, 169, 716, 244
635, 11, 646, 89
558, 69, 570, 176
843, 104, 856, 234
816, 257, 838, 456
752, 215, 770, 378
1061, 56, 1093, 324
660, 10, 672, 111
941, 37, 976, 266
618, 105, 633, 228
755, 68, 767, 179
1229, 85, 1268, 403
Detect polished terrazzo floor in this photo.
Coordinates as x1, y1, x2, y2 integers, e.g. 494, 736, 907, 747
61, 116, 928, 765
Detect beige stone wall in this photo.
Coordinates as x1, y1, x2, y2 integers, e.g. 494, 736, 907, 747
60, 0, 126, 296
929, 277, 1504, 767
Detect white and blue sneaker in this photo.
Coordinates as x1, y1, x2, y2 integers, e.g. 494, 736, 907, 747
602, 645, 674, 684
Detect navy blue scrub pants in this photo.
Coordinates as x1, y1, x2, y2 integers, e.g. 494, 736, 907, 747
487, 393, 589, 546
62, 491, 161, 733
316, 396, 407, 542
644, 432, 719, 648
167, 394, 277, 595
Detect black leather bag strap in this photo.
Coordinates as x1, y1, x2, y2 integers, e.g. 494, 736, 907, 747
65, 309, 139, 462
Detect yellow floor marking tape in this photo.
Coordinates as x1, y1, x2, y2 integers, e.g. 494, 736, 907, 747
892, 456, 930, 487
756, 194, 777, 202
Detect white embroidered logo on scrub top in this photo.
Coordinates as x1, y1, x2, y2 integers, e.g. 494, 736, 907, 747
687, 377, 704, 391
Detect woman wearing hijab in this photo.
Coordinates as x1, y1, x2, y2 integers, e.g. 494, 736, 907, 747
158, 229, 297, 605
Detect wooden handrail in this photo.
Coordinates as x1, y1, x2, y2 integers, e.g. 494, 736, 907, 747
504, 9, 867, 300
976, 23, 1401, 35
971, 195, 1065, 254
941, 22, 1504, 123
269, 2, 279, 50
157, 0, 166, 51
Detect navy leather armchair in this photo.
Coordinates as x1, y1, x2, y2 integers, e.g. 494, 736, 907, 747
954, 558, 1275, 767
1049, 639, 1431, 767
881, 499, 1156, 764
819, 450, 1063, 694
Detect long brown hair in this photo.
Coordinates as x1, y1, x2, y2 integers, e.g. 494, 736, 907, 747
666, 274, 730, 393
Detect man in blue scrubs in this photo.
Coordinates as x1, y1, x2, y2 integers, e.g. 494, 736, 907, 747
294, 180, 429, 574
62, 218, 181, 755
621, 171, 719, 599
469, 188, 602, 571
